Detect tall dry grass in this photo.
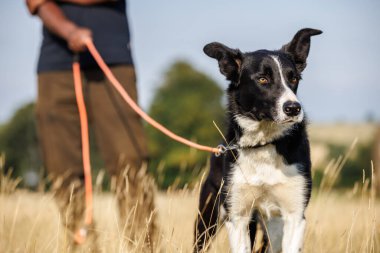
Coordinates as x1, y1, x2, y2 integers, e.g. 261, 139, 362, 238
0, 146, 379, 253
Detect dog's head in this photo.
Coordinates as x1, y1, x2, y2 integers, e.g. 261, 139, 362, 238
204, 28, 322, 128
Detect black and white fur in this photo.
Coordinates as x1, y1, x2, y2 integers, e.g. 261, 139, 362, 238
194, 28, 322, 253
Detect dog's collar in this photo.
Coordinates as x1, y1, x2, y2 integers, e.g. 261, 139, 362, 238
238, 142, 274, 150
216, 141, 274, 156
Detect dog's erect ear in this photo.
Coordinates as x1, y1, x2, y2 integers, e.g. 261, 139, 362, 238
281, 28, 322, 72
204, 42, 243, 83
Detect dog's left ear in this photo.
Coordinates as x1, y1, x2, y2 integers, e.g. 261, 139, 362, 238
281, 28, 322, 72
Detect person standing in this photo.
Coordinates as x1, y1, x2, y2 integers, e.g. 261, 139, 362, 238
26, 0, 157, 251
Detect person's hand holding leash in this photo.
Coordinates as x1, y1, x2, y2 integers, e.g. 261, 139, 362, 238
67, 27, 92, 52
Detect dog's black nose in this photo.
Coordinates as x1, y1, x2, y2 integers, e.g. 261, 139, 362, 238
283, 101, 301, 117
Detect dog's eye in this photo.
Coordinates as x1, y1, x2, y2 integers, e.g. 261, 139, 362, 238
290, 77, 298, 84
258, 77, 269, 85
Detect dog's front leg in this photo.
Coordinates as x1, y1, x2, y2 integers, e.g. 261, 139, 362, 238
282, 213, 306, 253
226, 216, 251, 253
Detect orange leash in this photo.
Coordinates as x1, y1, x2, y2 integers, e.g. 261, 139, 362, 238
84, 39, 221, 154
72, 57, 93, 244
72, 39, 223, 244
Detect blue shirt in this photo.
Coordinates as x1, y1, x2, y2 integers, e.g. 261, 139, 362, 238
37, 0, 133, 72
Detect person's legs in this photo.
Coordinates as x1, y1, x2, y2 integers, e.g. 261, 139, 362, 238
86, 65, 157, 249
36, 71, 99, 251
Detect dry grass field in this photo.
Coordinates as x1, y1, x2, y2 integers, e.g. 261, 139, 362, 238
0, 173, 379, 252
0, 123, 379, 253
308, 123, 377, 146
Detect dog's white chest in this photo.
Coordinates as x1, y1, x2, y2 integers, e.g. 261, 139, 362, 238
232, 145, 299, 185
229, 145, 305, 217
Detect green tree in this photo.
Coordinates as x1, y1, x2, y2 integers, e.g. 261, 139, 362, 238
146, 61, 225, 188
0, 103, 41, 180
0, 103, 105, 188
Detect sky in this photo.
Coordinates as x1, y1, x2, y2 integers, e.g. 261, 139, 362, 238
0, 0, 379, 124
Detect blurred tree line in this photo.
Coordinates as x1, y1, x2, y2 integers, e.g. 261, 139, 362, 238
0, 103, 41, 181
0, 60, 225, 189
1, 60, 378, 190
146, 61, 224, 187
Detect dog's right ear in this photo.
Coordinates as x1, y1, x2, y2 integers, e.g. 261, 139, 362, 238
204, 42, 242, 83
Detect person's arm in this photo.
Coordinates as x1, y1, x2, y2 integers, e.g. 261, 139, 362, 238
26, 0, 92, 52
61, 0, 117, 5
26, 0, 116, 14
37, 2, 92, 52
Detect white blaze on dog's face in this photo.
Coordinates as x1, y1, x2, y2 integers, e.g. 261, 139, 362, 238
271, 55, 304, 123
203, 28, 322, 128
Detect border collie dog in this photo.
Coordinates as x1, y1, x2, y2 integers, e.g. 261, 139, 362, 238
194, 28, 322, 253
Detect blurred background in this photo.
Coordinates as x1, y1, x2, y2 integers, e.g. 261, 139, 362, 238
1, 1, 379, 253
0, 0, 379, 190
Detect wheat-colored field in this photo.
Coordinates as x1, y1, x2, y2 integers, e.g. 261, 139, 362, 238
308, 123, 378, 169
0, 123, 379, 253
308, 123, 377, 146
0, 184, 378, 253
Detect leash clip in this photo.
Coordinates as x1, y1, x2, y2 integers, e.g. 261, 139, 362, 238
215, 144, 240, 157
215, 144, 227, 157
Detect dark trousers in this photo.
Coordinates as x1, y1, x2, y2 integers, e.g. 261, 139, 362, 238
36, 65, 156, 250
36, 65, 148, 177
